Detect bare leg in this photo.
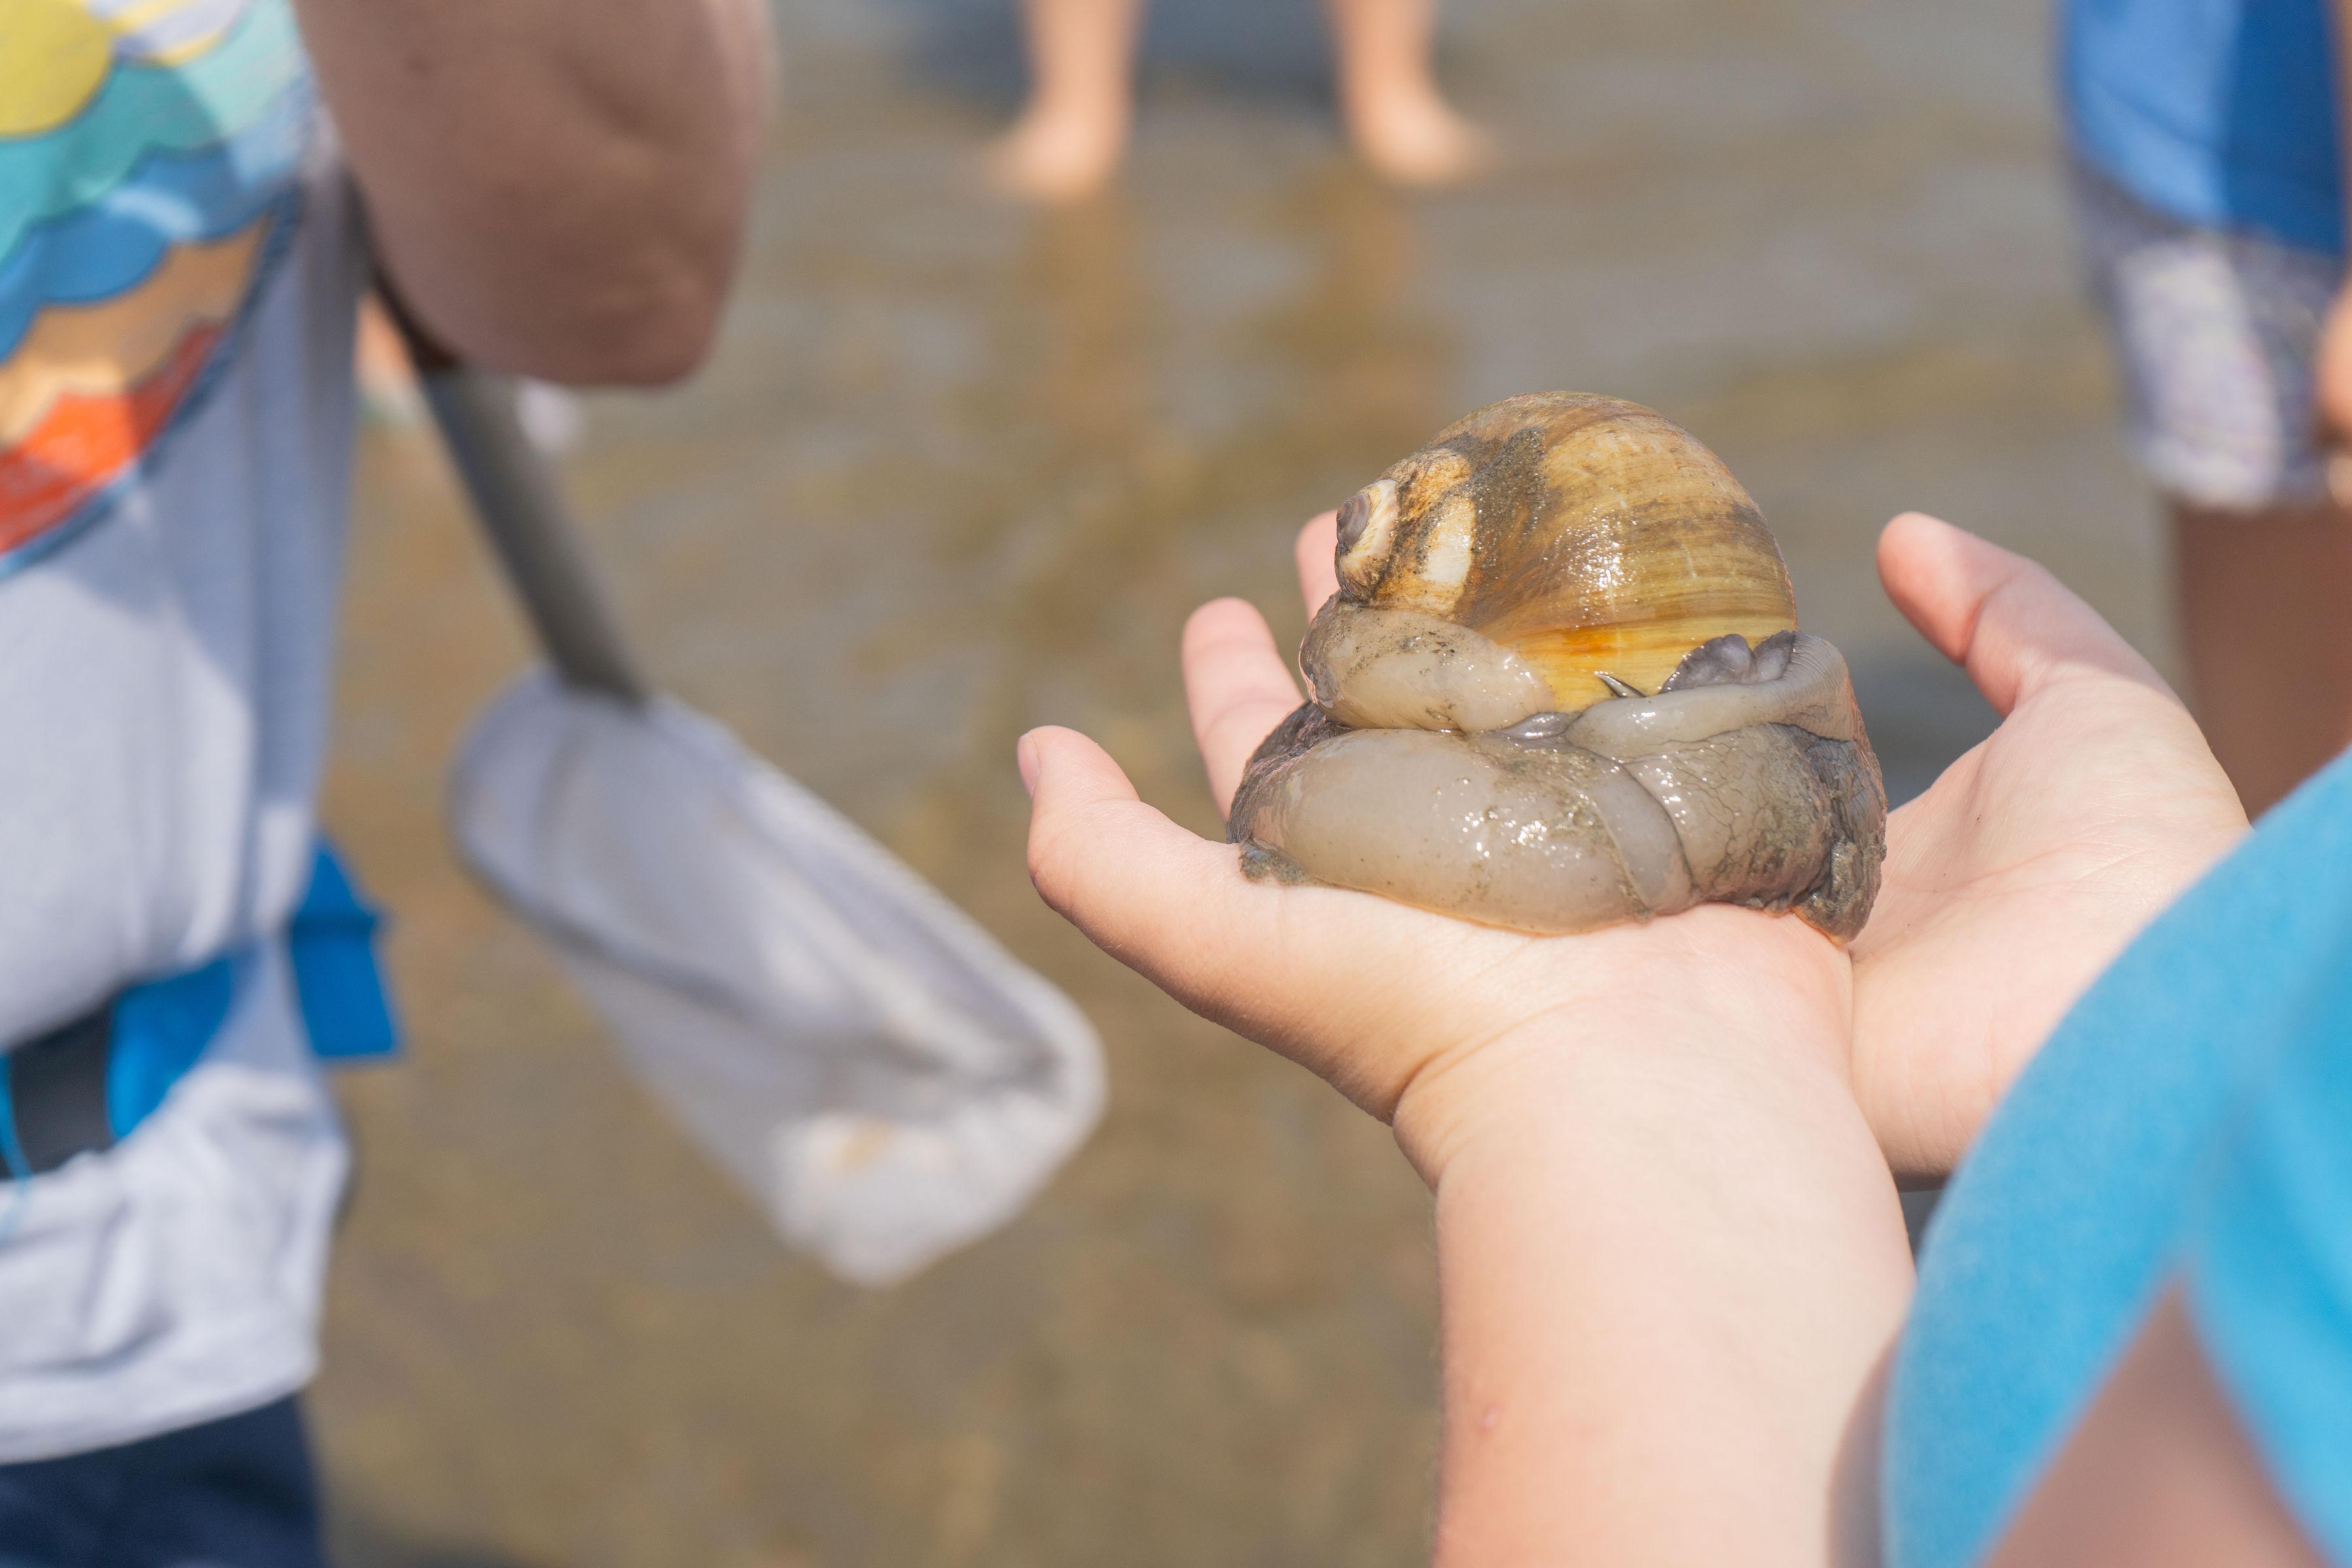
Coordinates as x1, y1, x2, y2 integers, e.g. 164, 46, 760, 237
2172, 498, 2352, 815
984, 0, 1146, 203
1324, 0, 1494, 186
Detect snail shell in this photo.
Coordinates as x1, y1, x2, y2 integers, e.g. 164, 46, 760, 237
1323, 393, 1798, 711
1229, 393, 1886, 941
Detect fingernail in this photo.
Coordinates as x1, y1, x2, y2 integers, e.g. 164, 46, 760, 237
1016, 730, 1041, 798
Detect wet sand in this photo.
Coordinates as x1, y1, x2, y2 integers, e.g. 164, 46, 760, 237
313, 0, 2162, 1562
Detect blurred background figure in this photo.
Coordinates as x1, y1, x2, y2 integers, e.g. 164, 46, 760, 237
2062, 0, 2352, 815
0, 1, 766, 1563
985, 0, 1493, 200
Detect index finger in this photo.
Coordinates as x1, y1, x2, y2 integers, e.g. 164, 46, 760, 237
1184, 598, 1306, 818
1876, 511, 2173, 715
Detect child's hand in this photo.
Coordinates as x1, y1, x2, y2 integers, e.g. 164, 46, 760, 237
1022, 518, 1910, 1561
1852, 514, 2247, 1177
1019, 519, 1854, 1184
1241, 508, 2244, 1181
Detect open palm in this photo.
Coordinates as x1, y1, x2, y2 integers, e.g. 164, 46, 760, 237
1270, 508, 2246, 1178
1017, 517, 1853, 1175
1848, 514, 2245, 1177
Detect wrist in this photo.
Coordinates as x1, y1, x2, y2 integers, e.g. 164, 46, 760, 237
1390, 905, 1856, 1186
1407, 909, 1904, 1565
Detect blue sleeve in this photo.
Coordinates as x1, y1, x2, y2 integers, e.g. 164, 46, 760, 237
2182, 983, 2352, 1562
1884, 749, 2352, 1568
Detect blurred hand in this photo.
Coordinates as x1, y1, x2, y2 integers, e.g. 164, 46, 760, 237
1018, 513, 1854, 1181
1852, 514, 2246, 1177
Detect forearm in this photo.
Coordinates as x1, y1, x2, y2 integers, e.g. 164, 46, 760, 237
1400, 919, 1914, 1567
298, 0, 773, 384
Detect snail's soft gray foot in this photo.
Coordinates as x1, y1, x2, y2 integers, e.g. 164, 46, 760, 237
1228, 701, 1348, 848
1237, 840, 1313, 883
1788, 725, 1887, 942
1224, 635, 1889, 940
1498, 710, 1573, 743
1660, 629, 1798, 691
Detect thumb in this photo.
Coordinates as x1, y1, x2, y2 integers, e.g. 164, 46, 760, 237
1876, 512, 2173, 715
1017, 724, 1273, 1005
1019, 725, 1147, 926
1015, 724, 1429, 1078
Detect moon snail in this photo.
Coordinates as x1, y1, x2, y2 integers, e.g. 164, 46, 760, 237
1228, 392, 1887, 941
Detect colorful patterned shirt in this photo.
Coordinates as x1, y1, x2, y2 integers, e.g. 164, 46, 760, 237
0, 0, 365, 1460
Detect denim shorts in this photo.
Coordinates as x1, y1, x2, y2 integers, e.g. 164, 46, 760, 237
2071, 160, 2342, 511
0, 1398, 325, 1568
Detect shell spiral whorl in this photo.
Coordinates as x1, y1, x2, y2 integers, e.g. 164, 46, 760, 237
1230, 393, 1887, 941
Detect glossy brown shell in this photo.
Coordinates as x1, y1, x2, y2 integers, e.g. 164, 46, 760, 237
1334, 392, 1798, 706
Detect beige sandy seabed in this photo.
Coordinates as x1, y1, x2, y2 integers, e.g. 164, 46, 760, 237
310, 0, 2161, 1561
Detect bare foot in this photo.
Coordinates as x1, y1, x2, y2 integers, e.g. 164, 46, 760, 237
1345, 90, 1497, 187
984, 102, 1130, 203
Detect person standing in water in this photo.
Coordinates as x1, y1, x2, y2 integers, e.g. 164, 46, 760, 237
2062, 0, 2352, 815
986, 0, 1493, 201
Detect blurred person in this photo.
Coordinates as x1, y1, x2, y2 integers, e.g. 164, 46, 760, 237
0, 1, 769, 1563
1019, 504, 2352, 1563
2064, 0, 2352, 815
985, 0, 1493, 202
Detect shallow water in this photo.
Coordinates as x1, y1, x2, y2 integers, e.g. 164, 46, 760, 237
314, 1, 2161, 1562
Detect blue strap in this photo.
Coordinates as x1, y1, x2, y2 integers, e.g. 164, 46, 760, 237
105, 958, 235, 1139
97, 841, 400, 1143
0, 1067, 28, 1243
286, 843, 400, 1064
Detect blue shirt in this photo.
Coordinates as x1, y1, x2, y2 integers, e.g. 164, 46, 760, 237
2063, 0, 2345, 255
1884, 747, 2352, 1565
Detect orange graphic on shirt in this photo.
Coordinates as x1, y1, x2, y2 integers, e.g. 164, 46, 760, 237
0, 219, 265, 551
0, 0, 302, 562
0, 222, 261, 442
0, 322, 218, 550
